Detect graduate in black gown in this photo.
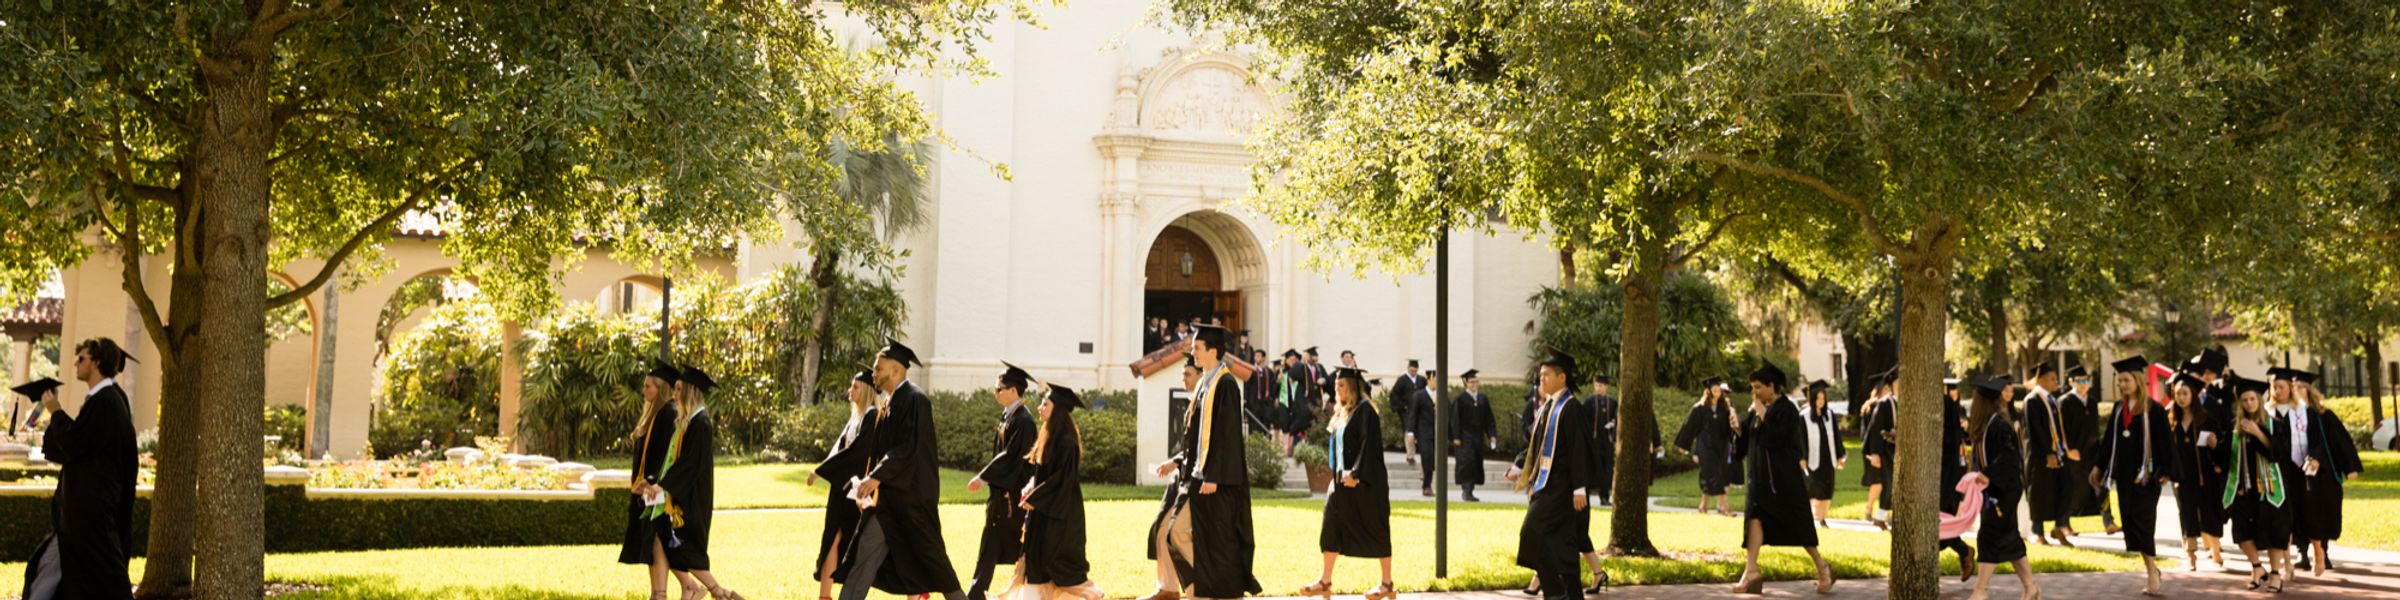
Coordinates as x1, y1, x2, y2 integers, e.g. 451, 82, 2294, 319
1937, 377, 1976, 579
2021, 363, 2080, 547
1300, 367, 1395, 600
1147, 324, 1259, 600
621, 363, 690, 598
2180, 351, 2235, 568
1801, 380, 1845, 528
1967, 375, 2040, 600
845, 339, 967, 600
1143, 360, 1206, 599
1247, 350, 1279, 436
1510, 351, 1600, 600
2060, 366, 2104, 524
1728, 363, 1832, 595
966, 363, 1041, 600
1451, 370, 1497, 502
1674, 377, 1743, 517
1020, 383, 1100, 600
2274, 369, 2362, 579
2166, 373, 2226, 571
1406, 371, 1440, 496
19, 338, 137, 600
812, 371, 882, 600
1391, 360, 1423, 468
647, 366, 743, 600
2226, 375, 2293, 591
2087, 357, 2170, 595
1858, 370, 1897, 527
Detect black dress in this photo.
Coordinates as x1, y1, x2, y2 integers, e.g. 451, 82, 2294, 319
1451, 391, 1496, 486
1859, 398, 1892, 490
2227, 414, 2292, 550
815, 407, 879, 580
1804, 405, 1845, 501
620, 403, 679, 565
1320, 402, 1391, 558
1734, 398, 1814, 547
1407, 388, 1438, 487
859, 381, 964, 595
1022, 417, 1089, 587
1974, 413, 2027, 564
2171, 412, 2227, 539
1514, 391, 1591, 600
969, 402, 1039, 592
1674, 401, 1743, 495
2291, 407, 2362, 544
2061, 390, 2103, 518
22, 383, 137, 600
2089, 402, 2171, 556
654, 407, 718, 571
2023, 389, 2074, 524
1940, 398, 1969, 518
1163, 370, 1260, 598
1280, 368, 1318, 435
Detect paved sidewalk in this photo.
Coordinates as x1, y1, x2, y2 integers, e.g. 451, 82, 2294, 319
1255, 566, 2400, 599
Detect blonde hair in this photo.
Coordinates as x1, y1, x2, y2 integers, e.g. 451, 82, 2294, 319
676, 384, 708, 431
630, 377, 671, 441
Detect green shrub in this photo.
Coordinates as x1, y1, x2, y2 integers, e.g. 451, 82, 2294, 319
371, 301, 502, 456
1245, 433, 1287, 489
771, 399, 859, 461
518, 306, 655, 459
264, 404, 307, 453
1077, 407, 1138, 484
1527, 273, 1747, 392
1291, 441, 1329, 474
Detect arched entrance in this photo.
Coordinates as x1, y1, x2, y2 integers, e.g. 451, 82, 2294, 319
1138, 210, 1269, 350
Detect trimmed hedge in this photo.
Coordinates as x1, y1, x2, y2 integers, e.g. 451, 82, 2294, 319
0, 483, 623, 562
775, 388, 1145, 485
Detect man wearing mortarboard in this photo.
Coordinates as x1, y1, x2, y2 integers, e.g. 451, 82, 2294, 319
964, 363, 1040, 600
1143, 324, 1258, 600
2022, 362, 2079, 546
842, 338, 966, 600
21, 338, 138, 600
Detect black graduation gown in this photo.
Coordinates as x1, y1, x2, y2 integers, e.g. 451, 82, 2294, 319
2226, 414, 2292, 549
2170, 413, 2227, 538
1940, 399, 1968, 516
1803, 406, 1845, 501
1246, 368, 1279, 435
1588, 393, 1617, 499
2022, 389, 2074, 523
1022, 421, 1089, 587
23, 384, 136, 600
1734, 398, 1815, 547
1673, 401, 1743, 494
654, 408, 717, 571
861, 381, 964, 595
2292, 408, 2362, 543
1451, 391, 1496, 486
1514, 392, 1592, 578
620, 403, 679, 565
1280, 369, 1318, 434
1164, 371, 1259, 598
1860, 398, 1894, 491
1974, 413, 2027, 563
1320, 402, 1391, 557
1406, 388, 1438, 485
1388, 375, 1421, 437
815, 408, 879, 579
2060, 391, 2103, 517
971, 403, 1039, 584
2089, 402, 2171, 556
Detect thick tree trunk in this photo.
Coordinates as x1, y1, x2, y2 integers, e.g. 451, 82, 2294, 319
191, 35, 275, 600
1980, 275, 2011, 377
1605, 207, 1671, 557
795, 250, 838, 406
1887, 229, 1958, 600
2367, 335, 2385, 437
138, 204, 208, 599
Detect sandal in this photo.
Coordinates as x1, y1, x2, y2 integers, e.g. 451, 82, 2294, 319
2247, 566, 2266, 591
1815, 559, 1834, 594
1298, 580, 1333, 600
2267, 571, 2285, 593
1365, 581, 1397, 600
708, 586, 747, 600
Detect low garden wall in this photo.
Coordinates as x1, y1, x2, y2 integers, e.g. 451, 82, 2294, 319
0, 466, 636, 561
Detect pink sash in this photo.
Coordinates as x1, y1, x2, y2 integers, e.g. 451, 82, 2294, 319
1940, 474, 1988, 539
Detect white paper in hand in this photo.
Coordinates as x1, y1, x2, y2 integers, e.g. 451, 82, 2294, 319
642, 489, 666, 507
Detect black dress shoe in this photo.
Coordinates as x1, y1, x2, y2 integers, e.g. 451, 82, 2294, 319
1463, 493, 1480, 502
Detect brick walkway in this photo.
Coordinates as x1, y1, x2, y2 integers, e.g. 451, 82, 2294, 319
1252, 564, 2400, 599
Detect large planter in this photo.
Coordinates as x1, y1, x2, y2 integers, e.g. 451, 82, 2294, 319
1304, 463, 1334, 494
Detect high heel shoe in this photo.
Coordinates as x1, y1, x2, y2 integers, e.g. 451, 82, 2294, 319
1297, 580, 1333, 600
708, 586, 747, 600
1583, 570, 1607, 595
2267, 571, 2285, 593
1815, 559, 1835, 594
2247, 566, 2266, 591
1729, 569, 1763, 595
2142, 564, 2163, 596
1365, 581, 1397, 600
681, 589, 708, 600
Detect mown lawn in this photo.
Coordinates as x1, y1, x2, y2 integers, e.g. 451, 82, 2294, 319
0, 497, 2141, 599
708, 463, 1308, 509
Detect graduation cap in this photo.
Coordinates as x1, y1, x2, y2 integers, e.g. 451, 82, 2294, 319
1972, 374, 2013, 395
2204, 347, 2231, 369
1407, 359, 1420, 368
2110, 356, 2150, 374
851, 370, 876, 385
1304, 346, 1320, 357
1943, 377, 1962, 389
1700, 376, 1725, 390
1045, 383, 1085, 412
646, 362, 682, 383
2169, 373, 2205, 392
1748, 362, 1788, 388
999, 362, 1032, 391
2064, 365, 2089, 379
1872, 367, 1899, 387
1282, 349, 1302, 359
10, 378, 62, 402
2267, 367, 2318, 383
1424, 369, 1439, 381
1591, 373, 1611, 386
1807, 379, 1832, 394
1333, 366, 1369, 386
878, 337, 921, 369
678, 365, 717, 393
2031, 363, 2060, 378
1192, 324, 1231, 351
1538, 349, 1579, 382
2231, 375, 2270, 396
1184, 357, 1201, 371
1461, 369, 1481, 381
2294, 370, 2319, 385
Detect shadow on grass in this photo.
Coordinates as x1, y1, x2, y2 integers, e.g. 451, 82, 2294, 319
274, 575, 628, 600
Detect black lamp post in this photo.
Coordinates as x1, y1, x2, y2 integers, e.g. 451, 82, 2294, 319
2163, 302, 2182, 361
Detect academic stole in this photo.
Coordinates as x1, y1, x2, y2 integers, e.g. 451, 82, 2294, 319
2038, 390, 2066, 468
1520, 392, 1569, 493
2221, 416, 2286, 508
1190, 364, 1229, 476
646, 407, 701, 530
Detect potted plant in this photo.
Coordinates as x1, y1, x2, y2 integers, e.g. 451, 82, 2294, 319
1293, 441, 1333, 494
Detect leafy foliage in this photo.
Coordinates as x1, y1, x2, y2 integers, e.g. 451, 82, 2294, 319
371, 301, 502, 456
1529, 273, 1746, 390
518, 306, 658, 459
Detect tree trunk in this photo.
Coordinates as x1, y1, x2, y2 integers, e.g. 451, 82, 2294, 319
1888, 227, 1958, 600
795, 249, 839, 406
309, 276, 338, 457
2367, 334, 2385, 438
1604, 205, 1671, 557
191, 33, 275, 600
138, 202, 208, 599
1980, 275, 2012, 377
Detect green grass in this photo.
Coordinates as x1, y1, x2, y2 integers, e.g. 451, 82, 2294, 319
710, 463, 1307, 509
0, 498, 2140, 599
